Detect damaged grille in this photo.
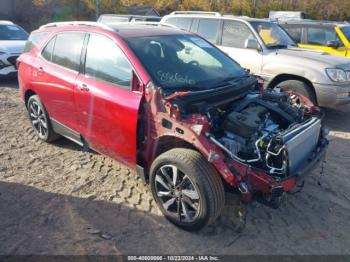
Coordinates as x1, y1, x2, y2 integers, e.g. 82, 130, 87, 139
282, 117, 322, 175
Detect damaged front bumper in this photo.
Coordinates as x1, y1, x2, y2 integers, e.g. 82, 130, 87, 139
238, 137, 328, 206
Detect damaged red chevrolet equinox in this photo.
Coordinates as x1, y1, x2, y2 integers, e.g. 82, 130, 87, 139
18, 22, 328, 231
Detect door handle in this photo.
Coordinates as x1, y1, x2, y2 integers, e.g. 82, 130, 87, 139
76, 82, 90, 92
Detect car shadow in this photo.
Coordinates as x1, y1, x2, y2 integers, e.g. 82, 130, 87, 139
51, 137, 93, 153
0, 181, 242, 255
2, 132, 350, 258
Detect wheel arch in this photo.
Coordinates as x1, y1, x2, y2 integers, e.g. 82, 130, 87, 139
136, 134, 197, 183
153, 135, 197, 160
24, 89, 37, 106
266, 74, 318, 104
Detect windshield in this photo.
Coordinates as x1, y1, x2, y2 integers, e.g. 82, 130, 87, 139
250, 21, 295, 48
0, 24, 28, 41
125, 34, 247, 91
340, 26, 350, 42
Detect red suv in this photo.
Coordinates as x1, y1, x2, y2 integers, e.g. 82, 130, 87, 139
18, 22, 328, 231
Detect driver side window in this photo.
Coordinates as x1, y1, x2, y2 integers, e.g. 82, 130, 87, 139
85, 34, 132, 89
306, 27, 343, 46
221, 20, 254, 48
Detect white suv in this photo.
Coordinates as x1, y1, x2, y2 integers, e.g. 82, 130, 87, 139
161, 11, 350, 108
0, 21, 28, 78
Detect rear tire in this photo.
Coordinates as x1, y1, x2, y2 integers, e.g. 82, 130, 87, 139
27, 95, 60, 142
275, 80, 317, 105
150, 148, 225, 231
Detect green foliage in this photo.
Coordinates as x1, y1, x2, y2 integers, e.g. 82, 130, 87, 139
11, 0, 350, 31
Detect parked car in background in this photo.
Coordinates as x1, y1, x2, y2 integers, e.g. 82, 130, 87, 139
269, 11, 307, 21
0, 20, 28, 78
98, 14, 161, 24
161, 11, 350, 108
18, 21, 328, 230
279, 20, 350, 58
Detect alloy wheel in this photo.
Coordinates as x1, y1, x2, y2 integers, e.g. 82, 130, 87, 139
29, 101, 48, 139
154, 164, 201, 223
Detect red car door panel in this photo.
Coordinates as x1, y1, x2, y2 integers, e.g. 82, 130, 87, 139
74, 33, 142, 167
75, 76, 142, 166
30, 32, 85, 131
32, 58, 79, 130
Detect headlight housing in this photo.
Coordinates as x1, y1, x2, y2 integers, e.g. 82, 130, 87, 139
326, 68, 348, 82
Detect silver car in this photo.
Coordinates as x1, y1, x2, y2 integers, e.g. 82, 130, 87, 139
161, 12, 350, 108
0, 20, 28, 78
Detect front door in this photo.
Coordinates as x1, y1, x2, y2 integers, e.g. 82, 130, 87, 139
217, 20, 263, 74
75, 33, 143, 166
300, 26, 347, 57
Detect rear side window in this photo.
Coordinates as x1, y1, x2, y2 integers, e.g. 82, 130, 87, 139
164, 17, 193, 30
50, 32, 85, 71
85, 34, 132, 89
41, 35, 56, 61
306, 27, 342, 46
23, 32, 48, 53
221, 20, 254, 48
197, 19, 220, 43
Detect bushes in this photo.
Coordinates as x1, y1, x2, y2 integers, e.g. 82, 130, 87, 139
7, 0, 350, 32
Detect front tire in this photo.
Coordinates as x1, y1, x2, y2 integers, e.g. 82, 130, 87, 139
150, 148, 225, 231
27, 95, 60, 142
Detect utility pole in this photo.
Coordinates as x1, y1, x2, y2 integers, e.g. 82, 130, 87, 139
95, 0, 100, 21
252, 0, 257, 17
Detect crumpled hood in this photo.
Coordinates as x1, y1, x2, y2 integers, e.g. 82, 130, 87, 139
276, 47, 350, 69
0, 40, 26, 55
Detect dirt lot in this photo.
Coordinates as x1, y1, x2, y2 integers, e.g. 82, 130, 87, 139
1, 79, 350, 255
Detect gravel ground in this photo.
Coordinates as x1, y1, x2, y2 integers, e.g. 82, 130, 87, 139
1, 79, 350, 255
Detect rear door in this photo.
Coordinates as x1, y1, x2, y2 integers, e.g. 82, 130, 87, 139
194, 18, 221, 44
75, 33, 143, 166
32, 32, 85, 132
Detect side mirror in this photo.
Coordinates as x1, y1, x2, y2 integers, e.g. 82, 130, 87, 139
131, 71, 143, 92
326, 40, 340, 48
245, 38, 260, 50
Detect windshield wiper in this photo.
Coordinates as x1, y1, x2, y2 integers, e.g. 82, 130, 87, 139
211, 75, 250, 88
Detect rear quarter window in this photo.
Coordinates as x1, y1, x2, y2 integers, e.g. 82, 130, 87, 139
23, 32, 49, 53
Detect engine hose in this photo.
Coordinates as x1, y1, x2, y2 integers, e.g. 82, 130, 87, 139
206, 132, 267, 163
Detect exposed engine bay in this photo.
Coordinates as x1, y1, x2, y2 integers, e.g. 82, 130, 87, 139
208, 92, 322, 177
174, 89, 324, 178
